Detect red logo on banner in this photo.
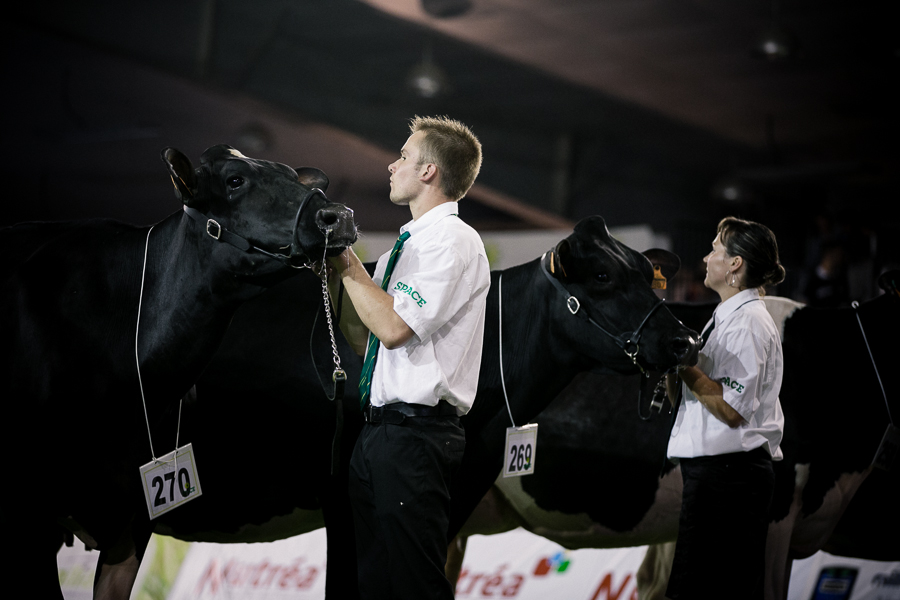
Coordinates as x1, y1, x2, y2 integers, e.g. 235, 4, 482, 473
533, 551, 570, 576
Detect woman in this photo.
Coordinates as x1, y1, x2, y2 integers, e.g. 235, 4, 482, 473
665, 217, 786, 600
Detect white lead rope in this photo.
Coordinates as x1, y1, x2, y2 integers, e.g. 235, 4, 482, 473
135, 226, 184, 464
498, 274, 517, 428
136, 226, 157, 460
851, 301, 893, 426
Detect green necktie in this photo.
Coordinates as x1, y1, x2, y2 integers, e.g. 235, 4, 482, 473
358, 231, 410, 409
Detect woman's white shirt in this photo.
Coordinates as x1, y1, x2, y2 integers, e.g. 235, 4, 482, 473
667, 288, 784, 460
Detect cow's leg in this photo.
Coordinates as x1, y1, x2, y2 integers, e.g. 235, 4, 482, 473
2, 495, 63, 598
444, 482, 524, 589
319, 411, 363, 600
28, 521, 67, 599
93, 516, 153, 600
636, 542, 675, 600
321, 496, 361, 599
789, 468, 871, 557
764, 517, 796, 600
445, 534, 468, 586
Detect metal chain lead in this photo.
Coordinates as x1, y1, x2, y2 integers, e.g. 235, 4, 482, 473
317, 230, 344, 379
320, 273, 343, 374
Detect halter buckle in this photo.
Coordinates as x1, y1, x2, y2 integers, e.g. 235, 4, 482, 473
625, 341, 640, 361
206, 219, 222, 240
566, 296, 581, 315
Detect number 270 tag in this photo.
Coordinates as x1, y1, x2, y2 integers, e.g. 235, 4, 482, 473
139, 443, 202, 519
503, 424, 537, 478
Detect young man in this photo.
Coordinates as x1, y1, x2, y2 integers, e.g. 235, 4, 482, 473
327, 116, 490, 599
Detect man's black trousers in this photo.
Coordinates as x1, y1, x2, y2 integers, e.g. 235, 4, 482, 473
349, 412, 465, 600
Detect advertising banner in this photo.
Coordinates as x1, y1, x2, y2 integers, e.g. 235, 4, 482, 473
58, 528, 899, 599
166, 530, 328, 600
788, 551, 900, 600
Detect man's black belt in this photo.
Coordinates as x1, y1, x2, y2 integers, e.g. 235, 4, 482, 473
364, 400, 458, 424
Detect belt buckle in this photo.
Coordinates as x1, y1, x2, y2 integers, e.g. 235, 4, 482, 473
365, 404, 382, 424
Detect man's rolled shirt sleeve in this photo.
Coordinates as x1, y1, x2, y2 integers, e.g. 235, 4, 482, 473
389, 240, 473, 342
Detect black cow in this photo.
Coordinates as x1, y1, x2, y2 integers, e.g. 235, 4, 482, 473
453, 277, 899, 600
1, 145, 357, 600
152, 215, 701, 597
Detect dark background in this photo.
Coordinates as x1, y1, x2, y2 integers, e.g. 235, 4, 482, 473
3, 0, 897, 302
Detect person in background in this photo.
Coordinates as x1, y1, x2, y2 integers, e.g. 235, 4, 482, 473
665, 216, 786, 600
803, 238, 851, 307
326, 115, 490, 600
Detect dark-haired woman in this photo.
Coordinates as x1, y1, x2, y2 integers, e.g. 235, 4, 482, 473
665, 217, 786, 600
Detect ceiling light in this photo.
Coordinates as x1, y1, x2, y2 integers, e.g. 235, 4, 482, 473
751, 0, 796, 61
752, 25, 796, 61
710, 175, 754, 203
407, 45, 449, 98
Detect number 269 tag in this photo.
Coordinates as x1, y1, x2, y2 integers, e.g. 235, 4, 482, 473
503, 424, 537, 478
139, 443, 202, 519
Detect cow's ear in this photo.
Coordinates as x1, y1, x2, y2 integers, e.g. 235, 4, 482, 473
161, 148, 198, 204
550, 239, 572, 280
643, 248, 680, 288
295, 167, 330, 192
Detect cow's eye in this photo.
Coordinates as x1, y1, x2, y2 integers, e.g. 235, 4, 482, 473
596, 273, 609, 283
227, 176, 244, 189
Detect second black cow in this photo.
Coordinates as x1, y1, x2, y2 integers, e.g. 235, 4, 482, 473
457, 276, 899, 600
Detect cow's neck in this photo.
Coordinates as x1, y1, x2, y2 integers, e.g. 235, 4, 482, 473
134, 212, 268, 402
474, 260, 591, 427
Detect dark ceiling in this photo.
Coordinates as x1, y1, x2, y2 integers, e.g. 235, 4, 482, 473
3, 0, 898, 297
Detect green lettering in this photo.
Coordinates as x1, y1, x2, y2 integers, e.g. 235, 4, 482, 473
719, 376, 745, 393
393, 281, 427, 307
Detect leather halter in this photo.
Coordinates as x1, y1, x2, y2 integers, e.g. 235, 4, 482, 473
540, 250, 665, 373
182, 186, 328, 268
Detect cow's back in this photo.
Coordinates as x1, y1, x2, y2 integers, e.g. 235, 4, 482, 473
0, 218, 142, 279
0, 219, 146, 410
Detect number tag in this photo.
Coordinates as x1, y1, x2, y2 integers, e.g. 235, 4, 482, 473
139, 443, 202, 520
503, 424, 537, 478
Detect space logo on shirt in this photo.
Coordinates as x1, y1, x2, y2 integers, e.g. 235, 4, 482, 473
393, 280, 427, 307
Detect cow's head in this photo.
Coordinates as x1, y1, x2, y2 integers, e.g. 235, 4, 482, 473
543, 216, 699, 373
162, 145, 357, 272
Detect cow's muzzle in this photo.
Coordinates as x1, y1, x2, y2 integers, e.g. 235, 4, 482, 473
287, 190, 356, 263
315, 204, 357, 250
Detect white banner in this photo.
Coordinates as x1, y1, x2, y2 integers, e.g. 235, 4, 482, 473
166, 529, 328, 600
788, 551, 900, 600
457, 528, 645, 599
58, 528, 900, 600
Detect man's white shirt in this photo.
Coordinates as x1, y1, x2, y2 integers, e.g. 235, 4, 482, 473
367, 202, 490, 415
